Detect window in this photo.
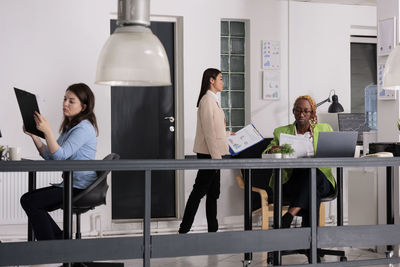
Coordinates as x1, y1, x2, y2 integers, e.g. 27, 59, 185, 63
350, 36, 377, 113
350, 36, 377, 129
221, 20, 246, 132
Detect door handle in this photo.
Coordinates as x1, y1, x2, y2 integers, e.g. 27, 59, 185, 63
164, 116, 175, 123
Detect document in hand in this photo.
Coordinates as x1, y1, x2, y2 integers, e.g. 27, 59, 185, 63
279, 133, 312, 158
227, 124, 264, 155
14, 88, 45, 139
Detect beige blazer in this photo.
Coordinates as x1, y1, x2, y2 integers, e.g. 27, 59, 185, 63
193, 90, 229, 159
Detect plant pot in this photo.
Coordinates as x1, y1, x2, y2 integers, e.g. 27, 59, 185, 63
271, 153, 282, 159
282, 153, 292, 159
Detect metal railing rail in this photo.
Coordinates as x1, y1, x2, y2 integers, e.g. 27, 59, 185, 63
0, 157, 399, 267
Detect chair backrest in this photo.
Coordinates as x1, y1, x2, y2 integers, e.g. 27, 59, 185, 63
232, 138, 274, 210
72, 153, 120, 209
321, 179, 338, 202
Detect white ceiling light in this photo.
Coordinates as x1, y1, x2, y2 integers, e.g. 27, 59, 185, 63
96, 0, 171, 87
383, 45, 400, 90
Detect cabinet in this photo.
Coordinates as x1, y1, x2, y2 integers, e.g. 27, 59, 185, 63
347, 168, 378, 225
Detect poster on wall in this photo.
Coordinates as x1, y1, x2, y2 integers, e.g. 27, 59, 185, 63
263, 70, 280, 100
378, 63, 396, 100
262, 40, 280, 69
377, 17, 396, 56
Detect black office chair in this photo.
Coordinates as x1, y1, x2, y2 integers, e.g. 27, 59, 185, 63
267, 178, 347, 264
64, 153, 123, 267
232, 139, 346, 263
317, 181, 347, 262
70, 153, 120, 239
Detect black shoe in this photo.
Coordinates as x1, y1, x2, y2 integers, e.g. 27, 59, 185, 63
281, 213, 294, 228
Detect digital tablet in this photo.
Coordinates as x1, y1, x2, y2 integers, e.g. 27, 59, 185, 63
14, 87, 45, 139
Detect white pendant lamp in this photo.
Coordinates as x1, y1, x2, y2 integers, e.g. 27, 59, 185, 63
95, 0, 171, 86
383, 45, 400, 90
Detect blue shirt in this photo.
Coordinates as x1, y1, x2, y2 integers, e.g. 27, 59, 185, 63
41, 119, 97, 189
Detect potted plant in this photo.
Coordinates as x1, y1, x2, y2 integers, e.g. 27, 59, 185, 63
281, 143, 295, 158
0, 146, 4, 161
270, 146, 282, 158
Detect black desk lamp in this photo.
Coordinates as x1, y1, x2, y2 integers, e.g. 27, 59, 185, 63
316, 89, 344, 113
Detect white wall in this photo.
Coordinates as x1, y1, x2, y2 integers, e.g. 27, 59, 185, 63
376, 0, 400, 235
0, 0, 376, 239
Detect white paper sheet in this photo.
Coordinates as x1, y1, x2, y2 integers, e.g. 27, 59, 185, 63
279, 133, 313, 158
227, 124, 263, 155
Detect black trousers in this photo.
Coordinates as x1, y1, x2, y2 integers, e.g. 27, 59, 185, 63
282, 168, 333, 227
179, 153, 220, 233
20, 186, 83, 240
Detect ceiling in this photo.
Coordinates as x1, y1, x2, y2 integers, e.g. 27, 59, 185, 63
291, 0, 376, 6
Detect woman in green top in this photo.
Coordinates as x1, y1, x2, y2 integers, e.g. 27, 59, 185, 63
265, 95, 335, 228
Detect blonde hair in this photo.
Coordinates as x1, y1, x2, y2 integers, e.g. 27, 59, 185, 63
293, 95, 318, 136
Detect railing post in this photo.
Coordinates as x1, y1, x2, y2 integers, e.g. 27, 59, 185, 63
337, 168, 343, 226
244, 169, 252, 263
310, 168, 317, 264
144, 170, 151, 267
28, 171, 36, 241
387, 166, 394, 254
273, 168, 282, 265
62, 171, 73, 267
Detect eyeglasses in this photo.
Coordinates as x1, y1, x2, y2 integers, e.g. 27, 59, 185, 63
293, 109, 312, 115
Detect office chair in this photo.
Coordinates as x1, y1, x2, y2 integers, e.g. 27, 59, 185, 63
232, 139, 346, 263
236, 174, 289, 229
71, 153, 119, 239
316, 180, 347, 261
64, 153, 124, 267
267, 178, 347, 264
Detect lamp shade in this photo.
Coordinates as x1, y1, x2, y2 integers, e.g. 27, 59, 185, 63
95, 25, 171, 87
383, 45, 400, 90
328, 94, 344, 113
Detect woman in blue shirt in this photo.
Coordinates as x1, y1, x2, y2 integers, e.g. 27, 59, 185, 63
20, 83, 98, 240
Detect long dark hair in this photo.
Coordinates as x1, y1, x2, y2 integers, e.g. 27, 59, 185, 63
196, 68, 221, 107
59, 83, 98, 135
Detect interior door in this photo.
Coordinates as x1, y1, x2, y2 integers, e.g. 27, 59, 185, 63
111, 20, 176, 219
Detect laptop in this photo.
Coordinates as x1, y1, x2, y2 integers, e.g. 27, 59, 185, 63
315, 131, 358, 158
14, 88, 45, 139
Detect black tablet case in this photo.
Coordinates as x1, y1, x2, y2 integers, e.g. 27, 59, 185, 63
14, 88, 45, 139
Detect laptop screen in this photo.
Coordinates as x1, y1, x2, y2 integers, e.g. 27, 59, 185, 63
315, 131, 358, 158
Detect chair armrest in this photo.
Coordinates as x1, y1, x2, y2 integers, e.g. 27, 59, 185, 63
236, 176, 269, 203
251, 186, 269, 203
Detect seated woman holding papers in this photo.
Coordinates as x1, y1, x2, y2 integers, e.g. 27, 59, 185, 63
263, 95, 335, 228
20, 83, 98, 240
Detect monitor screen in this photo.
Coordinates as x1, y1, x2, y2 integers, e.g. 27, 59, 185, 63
337, 113, 370, 144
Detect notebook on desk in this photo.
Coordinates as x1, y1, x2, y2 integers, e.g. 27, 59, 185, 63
14, 87, 45, 139
315, 131, 357, 158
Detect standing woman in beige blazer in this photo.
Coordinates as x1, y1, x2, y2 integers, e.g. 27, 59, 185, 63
178, 68, 230, 233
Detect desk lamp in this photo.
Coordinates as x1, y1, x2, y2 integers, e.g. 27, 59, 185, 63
96, 0, 171, 87
316, 89, 344, 113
